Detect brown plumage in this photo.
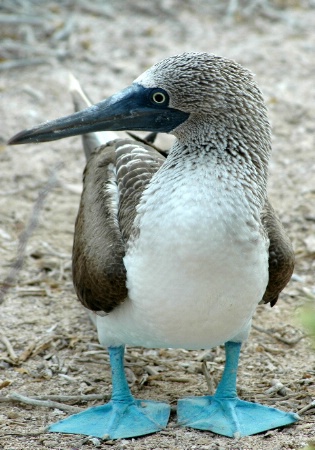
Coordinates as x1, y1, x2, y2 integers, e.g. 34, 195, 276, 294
72, 139, 165, 313
262, 199, 295, 306
72, 137, 294, 314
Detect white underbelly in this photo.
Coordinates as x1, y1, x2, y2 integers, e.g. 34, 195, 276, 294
96, 194, 269, 350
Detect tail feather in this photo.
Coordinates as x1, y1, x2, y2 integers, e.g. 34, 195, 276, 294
68, 73, 118, 160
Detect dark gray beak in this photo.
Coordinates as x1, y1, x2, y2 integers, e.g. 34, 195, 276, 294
8, 84, 189, 145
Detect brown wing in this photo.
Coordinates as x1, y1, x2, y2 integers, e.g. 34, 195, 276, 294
116, 140, 165, 241
72, 139, 165, 313
261, 198, 295, 306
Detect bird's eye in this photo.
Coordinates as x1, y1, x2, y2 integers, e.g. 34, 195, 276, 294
150, 90, 168, 105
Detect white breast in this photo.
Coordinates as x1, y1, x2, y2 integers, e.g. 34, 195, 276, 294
97, 163, 269, 350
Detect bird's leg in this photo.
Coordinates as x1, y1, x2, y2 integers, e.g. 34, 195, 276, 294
177, 341, 299, 437
109, 345, 135, 404
49, 345, 170, 439
214, 341, 240, 399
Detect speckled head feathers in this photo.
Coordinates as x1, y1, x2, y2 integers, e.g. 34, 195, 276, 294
136, 52, 271, 185
136, 52, 266, 116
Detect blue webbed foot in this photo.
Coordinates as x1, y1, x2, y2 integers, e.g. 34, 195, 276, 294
49, 398, 170, 439
49, 346, 170, 439
177, 395, 298, 437
177, 341, 299, 437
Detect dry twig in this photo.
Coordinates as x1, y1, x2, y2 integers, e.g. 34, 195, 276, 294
0, 14, 43, 25
0, 393, 109, 404
252, 324, 305, 345
6, 392, 83, 414
0, 430, 46, 438
298, 400, 315, 415
0, 163, 63, 304
264, 379, 289, 397
0, 332, 18, 362
0, 58, 51, 71
201, 361, 215, 394
36, 393, 110, 402
18, 341, 36, 363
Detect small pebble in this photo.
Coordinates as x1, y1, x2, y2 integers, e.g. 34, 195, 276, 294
196, 438, 211, 446
87, 437, 102, 447
291, 273, 304, 282
7, 411, 19, 419
43, 440, 60, 448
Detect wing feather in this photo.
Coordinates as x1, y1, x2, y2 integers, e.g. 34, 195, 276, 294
261, 199, 295, 306
72, 139, 165, 313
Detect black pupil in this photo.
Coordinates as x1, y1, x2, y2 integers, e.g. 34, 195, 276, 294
154, 92, 165, 103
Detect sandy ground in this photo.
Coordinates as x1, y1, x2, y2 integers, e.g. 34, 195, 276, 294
0, 1, 315, 449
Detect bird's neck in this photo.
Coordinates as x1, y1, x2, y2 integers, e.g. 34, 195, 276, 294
174, 111, 270, 165
167, 119, 270, 211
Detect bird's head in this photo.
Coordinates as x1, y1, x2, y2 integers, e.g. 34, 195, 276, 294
8, 52, 270, 148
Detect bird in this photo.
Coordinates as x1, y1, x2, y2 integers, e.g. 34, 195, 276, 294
8, 52, 298, 439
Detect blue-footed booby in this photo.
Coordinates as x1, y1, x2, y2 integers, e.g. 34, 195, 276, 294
8, 52, 298, 439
